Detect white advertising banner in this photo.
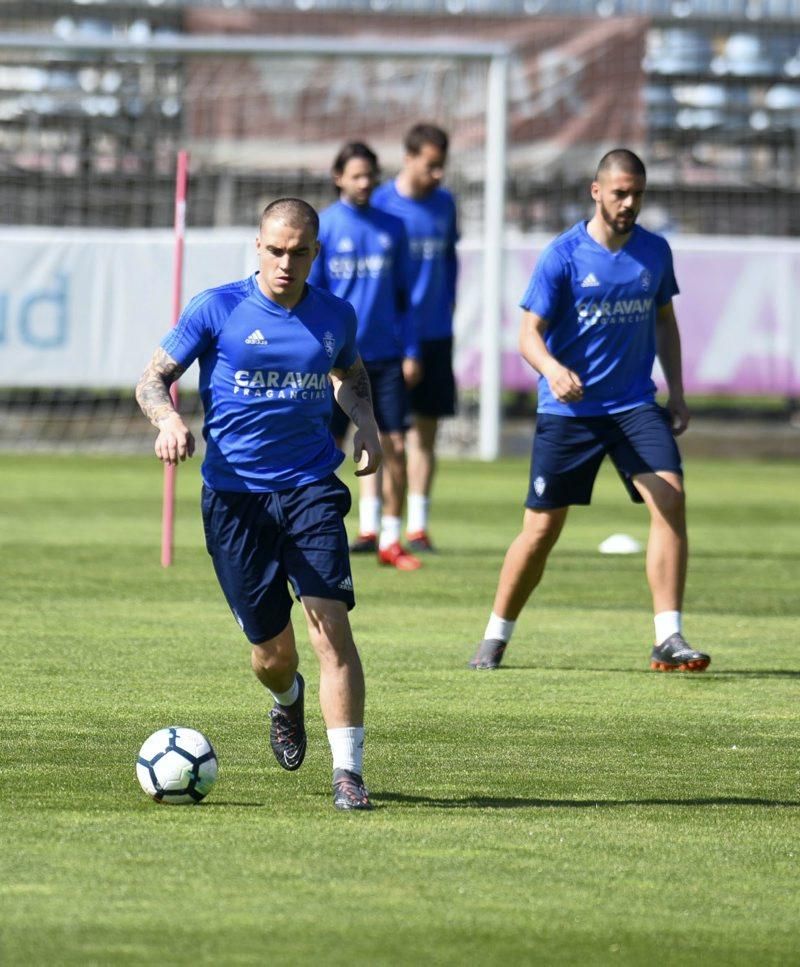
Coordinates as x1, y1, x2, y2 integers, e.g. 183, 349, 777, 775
0, 228, 254, 388
1, 228, 798, 394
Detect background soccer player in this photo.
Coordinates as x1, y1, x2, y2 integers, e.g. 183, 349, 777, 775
373, 123, 459, 553
310, 142, 423, 571
469, 149, 711, 674
136, 198, 381, 810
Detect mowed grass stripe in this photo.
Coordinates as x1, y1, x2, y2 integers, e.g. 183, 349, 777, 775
0, 453, 797, 966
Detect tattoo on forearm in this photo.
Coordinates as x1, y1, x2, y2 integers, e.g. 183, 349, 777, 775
346, 362, 373, 422
135, 348, 186, 427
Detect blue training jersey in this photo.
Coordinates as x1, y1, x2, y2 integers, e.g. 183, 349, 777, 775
307, 199, 416, 363
520, 221, 679, 416
160, 274, 358, 493
372, 180, 459, 342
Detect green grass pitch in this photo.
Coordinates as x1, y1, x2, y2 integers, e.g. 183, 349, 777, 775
0, 452, 798, 965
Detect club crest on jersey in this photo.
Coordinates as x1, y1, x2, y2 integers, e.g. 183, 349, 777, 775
640, 269, 652, 291
323, 331, 336, 358
533, 476, 546, 497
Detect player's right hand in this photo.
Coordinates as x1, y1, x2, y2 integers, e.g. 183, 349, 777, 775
155, 415, 195, 465
352, 425, 382, 477
548, 365, 584, 403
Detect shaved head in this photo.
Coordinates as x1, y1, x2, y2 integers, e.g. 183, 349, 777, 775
259, 197, 319, 237
595, 149, 647, 182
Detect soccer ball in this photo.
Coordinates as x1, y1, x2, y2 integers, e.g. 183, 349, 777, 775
136, 726, 218, 804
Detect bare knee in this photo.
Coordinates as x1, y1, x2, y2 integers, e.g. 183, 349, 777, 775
250, 625, 298, 680
647, 478, 686, 525
519, 508, 567, 555
303, 599, 357, 667
381, 432, 407, 465
661, 487, 685, 522
411, 417, 437, 452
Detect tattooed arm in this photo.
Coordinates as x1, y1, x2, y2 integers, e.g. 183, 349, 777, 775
330, 355, 382, 477
135, 347, 196, 465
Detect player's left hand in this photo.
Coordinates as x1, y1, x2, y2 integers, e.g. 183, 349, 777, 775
667, 396, 690, 436
403, 357, 423, 389
353, 424, 383, 477
154, 413, 195, 464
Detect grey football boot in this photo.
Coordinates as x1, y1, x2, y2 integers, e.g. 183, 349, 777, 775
467, 638, 507, 670
269, 673, 307, 770
650, 634, 710, 672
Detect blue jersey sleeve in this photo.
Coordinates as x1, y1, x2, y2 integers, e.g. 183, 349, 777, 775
307, 239, 327, 289
394, 224, 419, 359
333, 301, 359, 371
655, 239, 679, 306
160, 290, 216, 368
445, 197, 459, 310
520, 245, 567, 321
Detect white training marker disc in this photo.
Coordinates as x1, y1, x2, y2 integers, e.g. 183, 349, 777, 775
598, 533, 643, 555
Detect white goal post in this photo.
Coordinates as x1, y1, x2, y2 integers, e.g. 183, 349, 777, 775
0, 30, 510, 460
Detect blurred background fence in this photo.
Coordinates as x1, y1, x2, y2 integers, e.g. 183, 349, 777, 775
1, 0, 799, 454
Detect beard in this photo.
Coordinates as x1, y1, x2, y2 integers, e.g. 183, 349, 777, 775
600, 201, 637, 236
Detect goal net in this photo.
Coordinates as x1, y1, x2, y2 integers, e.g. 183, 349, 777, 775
0, 7, 500, 454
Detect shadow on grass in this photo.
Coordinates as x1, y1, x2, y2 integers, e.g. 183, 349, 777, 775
699, 670, 800, 679
375, 793, 800, 809
201, 801, 266, 808
497, 666, 800, 679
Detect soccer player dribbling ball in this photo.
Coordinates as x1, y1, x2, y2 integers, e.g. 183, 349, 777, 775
136, 198, 381, 810
469, 149, 711, 674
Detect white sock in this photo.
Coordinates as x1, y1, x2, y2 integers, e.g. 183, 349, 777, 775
654, 610, 682, 645
407, 493, 429, 534
327, 726, 364, 774
484, 611, 516, 644
268, 675, 299, 708
379, 515, 401, 550
359, 496, 381, 536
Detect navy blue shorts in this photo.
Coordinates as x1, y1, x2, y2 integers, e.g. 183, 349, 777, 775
526, 403, 683, 509
330, 356, 409, 439
409, 337, 457, 418
201, 474, 355, 644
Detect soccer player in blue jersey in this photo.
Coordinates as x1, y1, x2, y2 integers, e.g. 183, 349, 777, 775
135, 198, 381, 810
309, 141, 423, 571
469, 150, 711, 673
372, 123, 459, 553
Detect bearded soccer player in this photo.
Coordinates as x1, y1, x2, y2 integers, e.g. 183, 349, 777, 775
468, 149, 711, 674
136, 198, 381, 810
372, 123, 459, 554
309, 141, 422, 571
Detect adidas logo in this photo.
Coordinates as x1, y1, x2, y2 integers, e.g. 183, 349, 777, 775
245, 329, 268, 345
338, 576, 354, 591
580, 273, 600, 288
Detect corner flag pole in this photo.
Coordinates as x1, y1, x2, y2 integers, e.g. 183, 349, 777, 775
161, 149, 189, 568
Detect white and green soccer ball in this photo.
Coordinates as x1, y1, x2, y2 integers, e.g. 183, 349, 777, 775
136, 727, 218, 804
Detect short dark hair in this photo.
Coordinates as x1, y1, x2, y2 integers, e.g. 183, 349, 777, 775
331, 141, 379, 177
404, 122, 449, 157
595, 149, 646, 181
259, 197, 319, 237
